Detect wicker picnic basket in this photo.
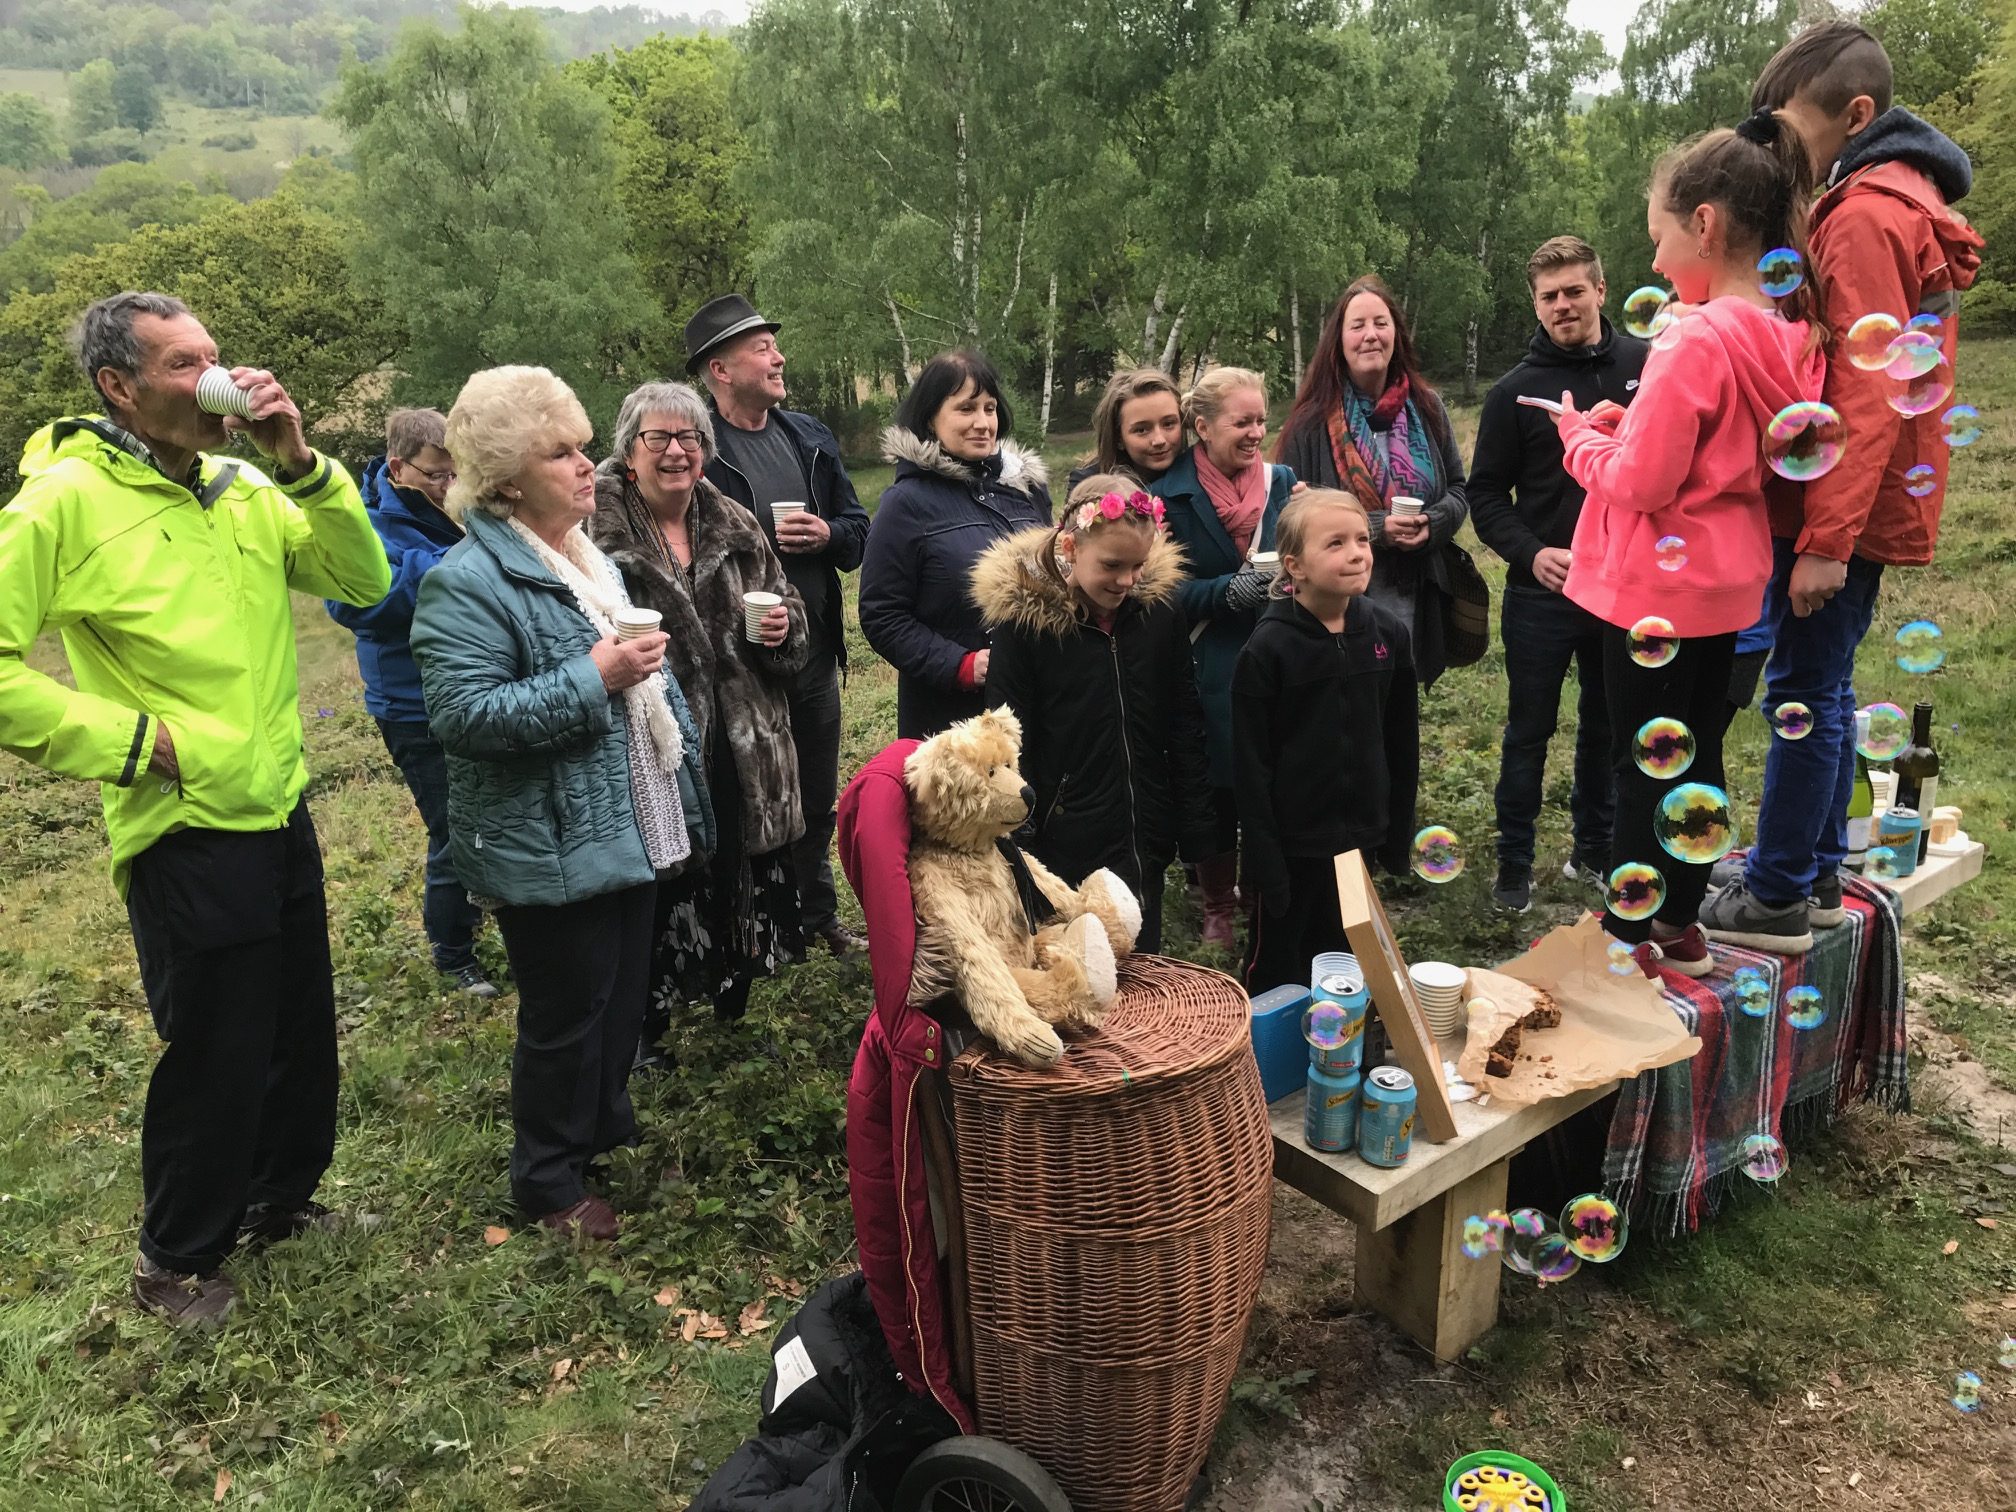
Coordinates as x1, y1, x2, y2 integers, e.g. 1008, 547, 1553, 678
946, 955, 1273, 1512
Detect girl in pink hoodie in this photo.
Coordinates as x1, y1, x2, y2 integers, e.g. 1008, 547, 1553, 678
1555, 116, 1827, 978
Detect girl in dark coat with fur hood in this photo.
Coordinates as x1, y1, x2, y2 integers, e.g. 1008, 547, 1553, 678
859, 350, 1052, 739
589, 381, 810, 1036
972, 474, 1215, 953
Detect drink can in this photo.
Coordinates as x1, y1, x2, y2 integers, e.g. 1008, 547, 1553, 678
1303, 1064, 1361, 1154
1876, 805, 1922, 878
1358, 1066, 1417, 1168
1308, 973, 1369, 1073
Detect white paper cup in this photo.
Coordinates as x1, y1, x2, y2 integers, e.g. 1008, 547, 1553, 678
742, 591, 782, 642
770, 501, 806, 527
614, 608, 662, 643
195, 366, 255, 420
1390, 496, 1425, 516
1249, 549, 1281, 572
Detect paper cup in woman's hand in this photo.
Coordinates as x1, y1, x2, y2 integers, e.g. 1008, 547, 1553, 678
614, 608, 662, 643
1390, 496, 1425, 516
195, 366, 255, 420
742, 591, 782, 642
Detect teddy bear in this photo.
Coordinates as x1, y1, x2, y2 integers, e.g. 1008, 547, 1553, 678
903, 708, 1143, 1067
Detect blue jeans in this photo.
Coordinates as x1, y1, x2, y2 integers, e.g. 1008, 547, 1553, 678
1493, 584, 1614, 870
377, 718, 483, 971
1743, 539, 1885, 904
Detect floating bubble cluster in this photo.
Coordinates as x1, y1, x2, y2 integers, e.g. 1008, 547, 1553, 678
1739, 1132, 1788, 1182
1654, 783, 1737, 866
1857, 702, 1909, 761
1784, 984, 1826, 1030
1623, 286, 1674, 339
1887, 361, 1953, 418
1769, 701, 1813, 740
1895, 620, 1945, 675
1943, 404, 1983, 448
1632, 717, 1697, 780
1411, 825, 1465, 883
1884, 329, 1943, 380
1757, 247, 1804, 299
1460, 1211, 1510, 1261
1302, 1000, 1349, 1049
1560, 1193, 1628, 1262
1654, 534, 1688, 572
1626, 615, 1679, 669
1903, 464, 1938, 498
1764, 401, 1846, 482
1605, 862, 1668, 922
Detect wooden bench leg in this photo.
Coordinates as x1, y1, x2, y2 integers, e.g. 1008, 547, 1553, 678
1354, 1160, 1509, 1361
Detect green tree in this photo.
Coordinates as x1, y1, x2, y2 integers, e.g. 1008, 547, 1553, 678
0, 188, 402, 495
1863, 0, 1999, 111
569, 34, 752, 346
68, 59, 118, 138
110, 63, 162, 135
330, 5, 654, 412
0, 163, 235, 298
0, 92, 63, 171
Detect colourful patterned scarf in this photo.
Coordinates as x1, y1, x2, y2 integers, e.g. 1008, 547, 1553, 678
1326, 373, 1439, 508
1193, 446, 1268, 556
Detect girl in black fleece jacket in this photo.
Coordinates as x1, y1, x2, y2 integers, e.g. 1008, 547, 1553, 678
1233, 489, 1420, 993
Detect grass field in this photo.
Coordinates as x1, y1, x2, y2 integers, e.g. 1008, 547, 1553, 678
0, 344, 2012, 1508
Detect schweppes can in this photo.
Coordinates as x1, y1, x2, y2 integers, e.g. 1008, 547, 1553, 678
1358, 1066, 1417, 1167
1303, 1064, 1361, 1153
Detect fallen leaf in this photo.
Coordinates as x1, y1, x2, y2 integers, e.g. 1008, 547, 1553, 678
697, 1311, 729, 1339
1489, 1409, 1510, 1429
1942, 1240, 1960, 1255
213, 1468, 232, 1503
483, 1225, 511, 1246
680, 1311, 700, 1343
1849, 1472, 1863, 1489
1621, 1457, 1636, 1471
737, 1300, 773, 1336
654, 1286, 680, 1308
318, 1411, 346, 1443
1978, 1217, 2000, 1230
551, 1358, 573, 1382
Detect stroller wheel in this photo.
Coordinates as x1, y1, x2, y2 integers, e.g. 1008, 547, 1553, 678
893, 1435, 1073, 1512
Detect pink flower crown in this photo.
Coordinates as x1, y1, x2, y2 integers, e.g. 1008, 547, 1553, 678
1071, 489, 1166, 532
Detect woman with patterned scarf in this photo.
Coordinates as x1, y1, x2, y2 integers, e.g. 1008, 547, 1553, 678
1276, 275, 1470, 688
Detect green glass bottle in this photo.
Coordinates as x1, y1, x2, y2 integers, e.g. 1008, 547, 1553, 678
1893, 699, 1940, 864
1845, 709, 1874, 871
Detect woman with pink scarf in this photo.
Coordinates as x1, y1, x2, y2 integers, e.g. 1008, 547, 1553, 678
1152, 366, 1297, 951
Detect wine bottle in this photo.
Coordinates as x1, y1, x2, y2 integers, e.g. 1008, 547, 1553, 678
1893, 699, 1940, 863
1845, 709, 1874, 871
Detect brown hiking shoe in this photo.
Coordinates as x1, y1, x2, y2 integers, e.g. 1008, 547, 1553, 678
535, 1195, 620, 1242
133, 1255, 238, 1328
240, 1200, 342, 1249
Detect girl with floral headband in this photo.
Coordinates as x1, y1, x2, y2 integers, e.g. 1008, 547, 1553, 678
970, 473, 1215, 952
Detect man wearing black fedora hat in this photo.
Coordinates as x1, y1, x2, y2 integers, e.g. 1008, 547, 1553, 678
688, 293, 871, 957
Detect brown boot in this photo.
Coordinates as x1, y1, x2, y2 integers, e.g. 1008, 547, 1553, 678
133, 1254, 238, 1328
536, 1195, 620, 1242
1197, 854, 1241, 951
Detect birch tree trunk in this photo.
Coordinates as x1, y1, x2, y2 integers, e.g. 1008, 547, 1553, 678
886, 293, 913, 381
1142, 279, 1167, 357
1039, 270, 1059, 436
1158, 304, 1187, 375
1290, 269, 1303, 381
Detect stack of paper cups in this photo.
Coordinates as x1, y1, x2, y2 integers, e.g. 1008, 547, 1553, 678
1870, 769, 1898, 812
1408, 961, 1467, 1039
742, 591, 781, 642
614, 607, 661, 643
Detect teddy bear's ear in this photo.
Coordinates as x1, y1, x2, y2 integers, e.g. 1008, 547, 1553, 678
981, 707, 1022, 749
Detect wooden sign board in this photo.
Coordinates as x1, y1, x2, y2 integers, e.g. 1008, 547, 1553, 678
1333, 849, 1461, 1143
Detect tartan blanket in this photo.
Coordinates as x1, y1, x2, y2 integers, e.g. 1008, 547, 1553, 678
1603, 865, 1908, 1234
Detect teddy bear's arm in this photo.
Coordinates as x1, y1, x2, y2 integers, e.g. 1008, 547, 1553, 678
1022, 851, 1085, 919
925, 911, 1066, 1067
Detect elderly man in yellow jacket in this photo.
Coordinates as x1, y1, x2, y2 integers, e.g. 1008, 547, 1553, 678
0, 291, 391, 1326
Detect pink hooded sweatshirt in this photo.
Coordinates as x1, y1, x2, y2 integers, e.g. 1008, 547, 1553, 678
1560, 297, 1824, 638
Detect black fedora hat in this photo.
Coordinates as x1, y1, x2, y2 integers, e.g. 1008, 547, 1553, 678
684, 294, 781, 374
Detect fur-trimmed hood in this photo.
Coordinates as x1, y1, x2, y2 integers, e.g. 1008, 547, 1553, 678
880, 426, 1048, 497
971, 524, 1187, 639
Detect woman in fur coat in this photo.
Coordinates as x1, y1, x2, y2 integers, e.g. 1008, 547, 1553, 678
859, 349, 1053, 739
590, 381, 810, 1037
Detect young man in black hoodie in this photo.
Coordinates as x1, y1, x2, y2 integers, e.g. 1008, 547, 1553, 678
1469, 237, 1649, 913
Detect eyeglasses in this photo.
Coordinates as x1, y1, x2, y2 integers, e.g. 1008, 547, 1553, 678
636, 428, 707, 454
397, 461, 456, 485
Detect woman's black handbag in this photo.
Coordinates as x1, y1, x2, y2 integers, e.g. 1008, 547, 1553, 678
1438, 540, 1491, 669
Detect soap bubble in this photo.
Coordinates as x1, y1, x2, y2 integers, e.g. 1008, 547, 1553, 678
1460, 1214, 1505, 1260
1734, 967, 1773, 1018
1502, 1209, 1560, 1278
1302, 1000, 1349, 1049
1883, 329, 1943, 380
1740, 1132, 1788, 1182
1626, 615, 1679, 669
1655, 534, 1688, 572
1907, 312, 1943, 339
1632, 716, 1697, 780
1530, 1232, 1584, 1283
1998, 1336, 2016, 1371
1510, 1207, 1548, 1237
1605, 862, 1668, 922
1894, 620, 1945, 674
1606, 939, 1639, 976
1765, 401, 1846, 481
1952, 1371, 1983, 1414
1844, 312, 1903, 371
1560, 1193, 1629, 1262
1942, 404, 1983, 448
1886, 361, 1953, 418
1903, 464, 1938, 498
1784, 983, 1826, 1030
1769, 702, 1814, 740
1651, 320, 1687, 353
1410, 825, 1465, 883
1866, 846, 1902, 880
1654, 783, 1737, 866
1623, 286, 1674, 339
1858, 702, 1909, 761
1757, 247, 1804, 299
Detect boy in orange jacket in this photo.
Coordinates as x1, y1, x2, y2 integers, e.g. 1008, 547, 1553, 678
1701, 21, 1984, 954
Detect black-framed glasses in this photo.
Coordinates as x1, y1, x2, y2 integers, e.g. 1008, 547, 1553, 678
397, 461, 456, 485
637, 428, 707, 454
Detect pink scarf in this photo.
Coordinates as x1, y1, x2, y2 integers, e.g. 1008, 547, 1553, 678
1194, 448, 1266, 556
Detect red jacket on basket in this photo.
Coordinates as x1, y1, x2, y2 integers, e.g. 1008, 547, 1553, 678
836, 740, 977, 1434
